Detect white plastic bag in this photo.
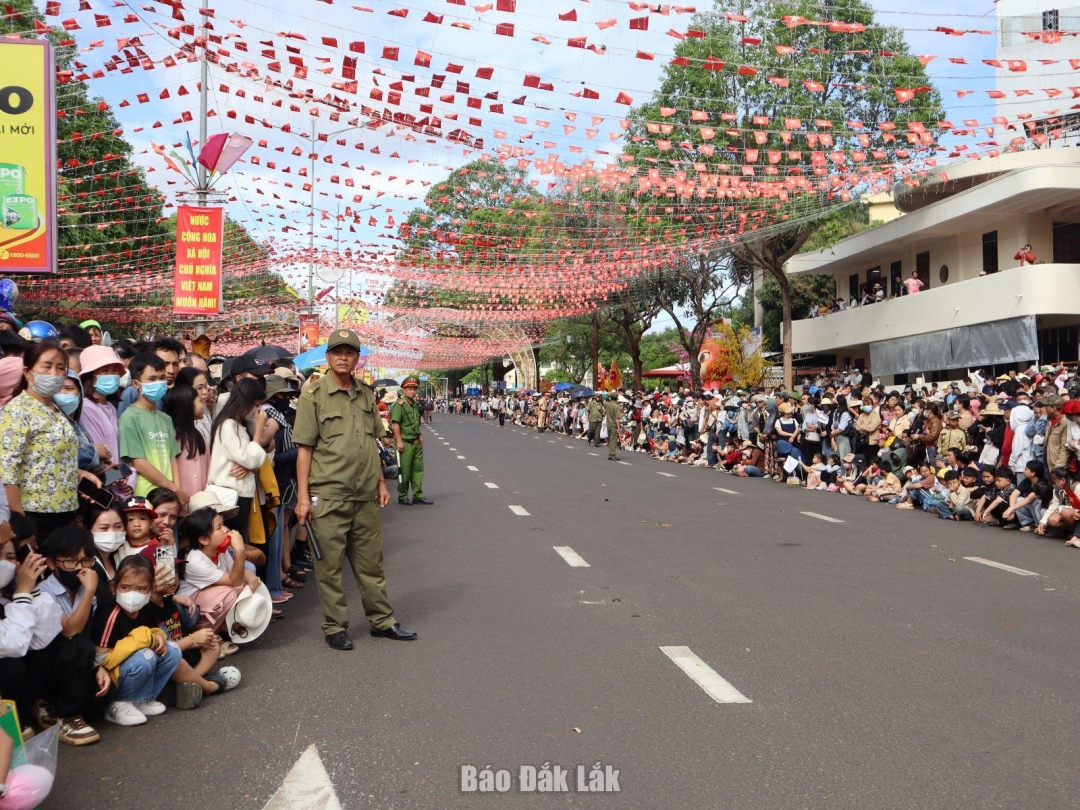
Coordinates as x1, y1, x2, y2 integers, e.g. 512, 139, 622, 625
5, 725, 58, 809
599, 422, 608, 440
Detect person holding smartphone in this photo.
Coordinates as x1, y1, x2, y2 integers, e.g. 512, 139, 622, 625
79, 345, 133, 500
0, 342, 103, 540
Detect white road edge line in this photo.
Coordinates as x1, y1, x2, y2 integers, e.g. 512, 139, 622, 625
553, 546, 590, 567
484, 482, 499, 489
801, 511, 844, 524
963, 557, 1040, 577
466, 466, 479, 471
657, 471, 677, 478
659, 646, 751, 705
713, 487, 740, 495
509, 505, 531, 516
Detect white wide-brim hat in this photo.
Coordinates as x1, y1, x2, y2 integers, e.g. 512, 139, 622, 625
226, 583, 272, 644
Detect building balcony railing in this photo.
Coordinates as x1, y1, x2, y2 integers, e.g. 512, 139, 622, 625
789, 263, 1080, 356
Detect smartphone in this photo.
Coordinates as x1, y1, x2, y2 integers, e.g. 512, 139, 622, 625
78, 477, 115, 510
155, 545, 176, 583
101, 463, 134, 487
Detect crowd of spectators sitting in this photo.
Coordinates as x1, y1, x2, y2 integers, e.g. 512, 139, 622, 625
0, 316, 403, 784
455, 361, 1080, 547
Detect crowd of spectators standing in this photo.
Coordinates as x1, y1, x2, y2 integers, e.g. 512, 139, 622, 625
0, 317, 403, 788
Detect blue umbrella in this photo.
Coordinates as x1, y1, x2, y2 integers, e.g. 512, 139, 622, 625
294, 343, 369, 370
551, 382, 575, 391
572, 388, 594, 398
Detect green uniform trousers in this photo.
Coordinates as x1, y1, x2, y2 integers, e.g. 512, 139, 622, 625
608, 429, 619, 458
310, 498, 395, 635
397, 441, 425, 501
588, 420, 602, 446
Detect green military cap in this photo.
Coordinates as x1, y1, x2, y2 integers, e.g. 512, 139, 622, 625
326, 329, 361, 351
264, 375, 297, 397
401, 375, 420, 388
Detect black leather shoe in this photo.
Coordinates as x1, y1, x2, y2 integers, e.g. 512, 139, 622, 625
413, 498, 434, 505
609, 456, 620, 461
370, 623, 418, 641
325, 631, 354, 650
397, 499, 412, 506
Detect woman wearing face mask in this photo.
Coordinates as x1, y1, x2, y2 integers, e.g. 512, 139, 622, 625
78, 345, 131, 498
207, 379, 268, 544
855, 397, 882, 454
0, 342, 102, 540
0, 533, 62, 733
83, 504, 127, 588
55, 372, 101, 474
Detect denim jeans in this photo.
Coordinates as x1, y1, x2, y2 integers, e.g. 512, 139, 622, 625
266, 503, 286, 598
743, 465, 763, 477
116, 642, 182, 703
1016, 501, 1044, 527
932, 500, 972, 520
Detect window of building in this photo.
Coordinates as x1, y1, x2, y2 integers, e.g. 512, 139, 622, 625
1053, 221, 1080, 263
866, 266, 882, 292
849, 273, 859, 299
916, 251, 930, 291
982, 231, 999, 274
1044, 9, 1060, 31
890, 260, 902, 296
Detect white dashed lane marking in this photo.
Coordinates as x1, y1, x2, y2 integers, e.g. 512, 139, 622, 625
801, 511, 844, 524
484, 483, 499, 489
553, 546, 590, 567
657, 472, 677, 478
616, 461, 632, 466
588, 452, 599, 457
713, 487, 739, 495
660, 646, 752, 705
508, 505, 531, 516
466, 466, 479, 471
457, 455, 466, 459
964, 557, 1040, 577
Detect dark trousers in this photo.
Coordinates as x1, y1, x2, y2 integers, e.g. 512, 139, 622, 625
41, 633, 98, 718
24, 511, 76, 545
226, 496, 254, 545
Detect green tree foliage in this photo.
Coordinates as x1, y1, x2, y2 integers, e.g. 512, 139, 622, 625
539, 316, 624, 385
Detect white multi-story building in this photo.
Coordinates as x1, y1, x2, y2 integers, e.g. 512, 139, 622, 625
783, 2, 1080, 385
786, 149, 1080, 384
996, 1, 1080, 143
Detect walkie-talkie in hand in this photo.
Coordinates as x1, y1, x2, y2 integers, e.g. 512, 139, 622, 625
306, 497, 324, 561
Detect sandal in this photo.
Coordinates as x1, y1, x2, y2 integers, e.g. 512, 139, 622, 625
287, 566, 308, 581
281, 575, 305, 589
217, 641, 239, 659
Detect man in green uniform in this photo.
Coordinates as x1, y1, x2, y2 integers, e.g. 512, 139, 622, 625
391, 376, 433, 505
604, 392, 622, 460
586, 392, 604, 446
293, 330, 417, 650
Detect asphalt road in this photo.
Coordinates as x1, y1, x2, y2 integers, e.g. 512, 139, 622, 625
47, 414, 1080, 809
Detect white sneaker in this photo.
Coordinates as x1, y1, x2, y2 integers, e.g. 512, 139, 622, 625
133, 700, 166, 716
105, 701, 147, 726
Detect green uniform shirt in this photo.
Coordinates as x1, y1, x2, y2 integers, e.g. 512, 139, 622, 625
390, 397, 422, 440
586, 400, 604, 422
293, 374, 382, 502
604, 400, 621, 430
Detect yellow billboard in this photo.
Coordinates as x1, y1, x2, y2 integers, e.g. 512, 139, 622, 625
0, 40, 56, 274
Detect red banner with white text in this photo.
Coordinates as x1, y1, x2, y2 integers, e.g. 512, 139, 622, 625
174, 206, 223, 315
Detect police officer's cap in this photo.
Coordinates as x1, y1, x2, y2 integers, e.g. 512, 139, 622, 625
327, 329, 361, 352
401, 375, 420, 388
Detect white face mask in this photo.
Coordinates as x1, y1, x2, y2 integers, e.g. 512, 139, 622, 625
119, 370, 131, 389
116, 590, 150, 613
93, 531, 126, 553
0, 559, 15, 590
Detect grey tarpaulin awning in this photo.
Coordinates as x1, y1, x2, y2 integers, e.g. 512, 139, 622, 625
869, 315, 1038, 377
